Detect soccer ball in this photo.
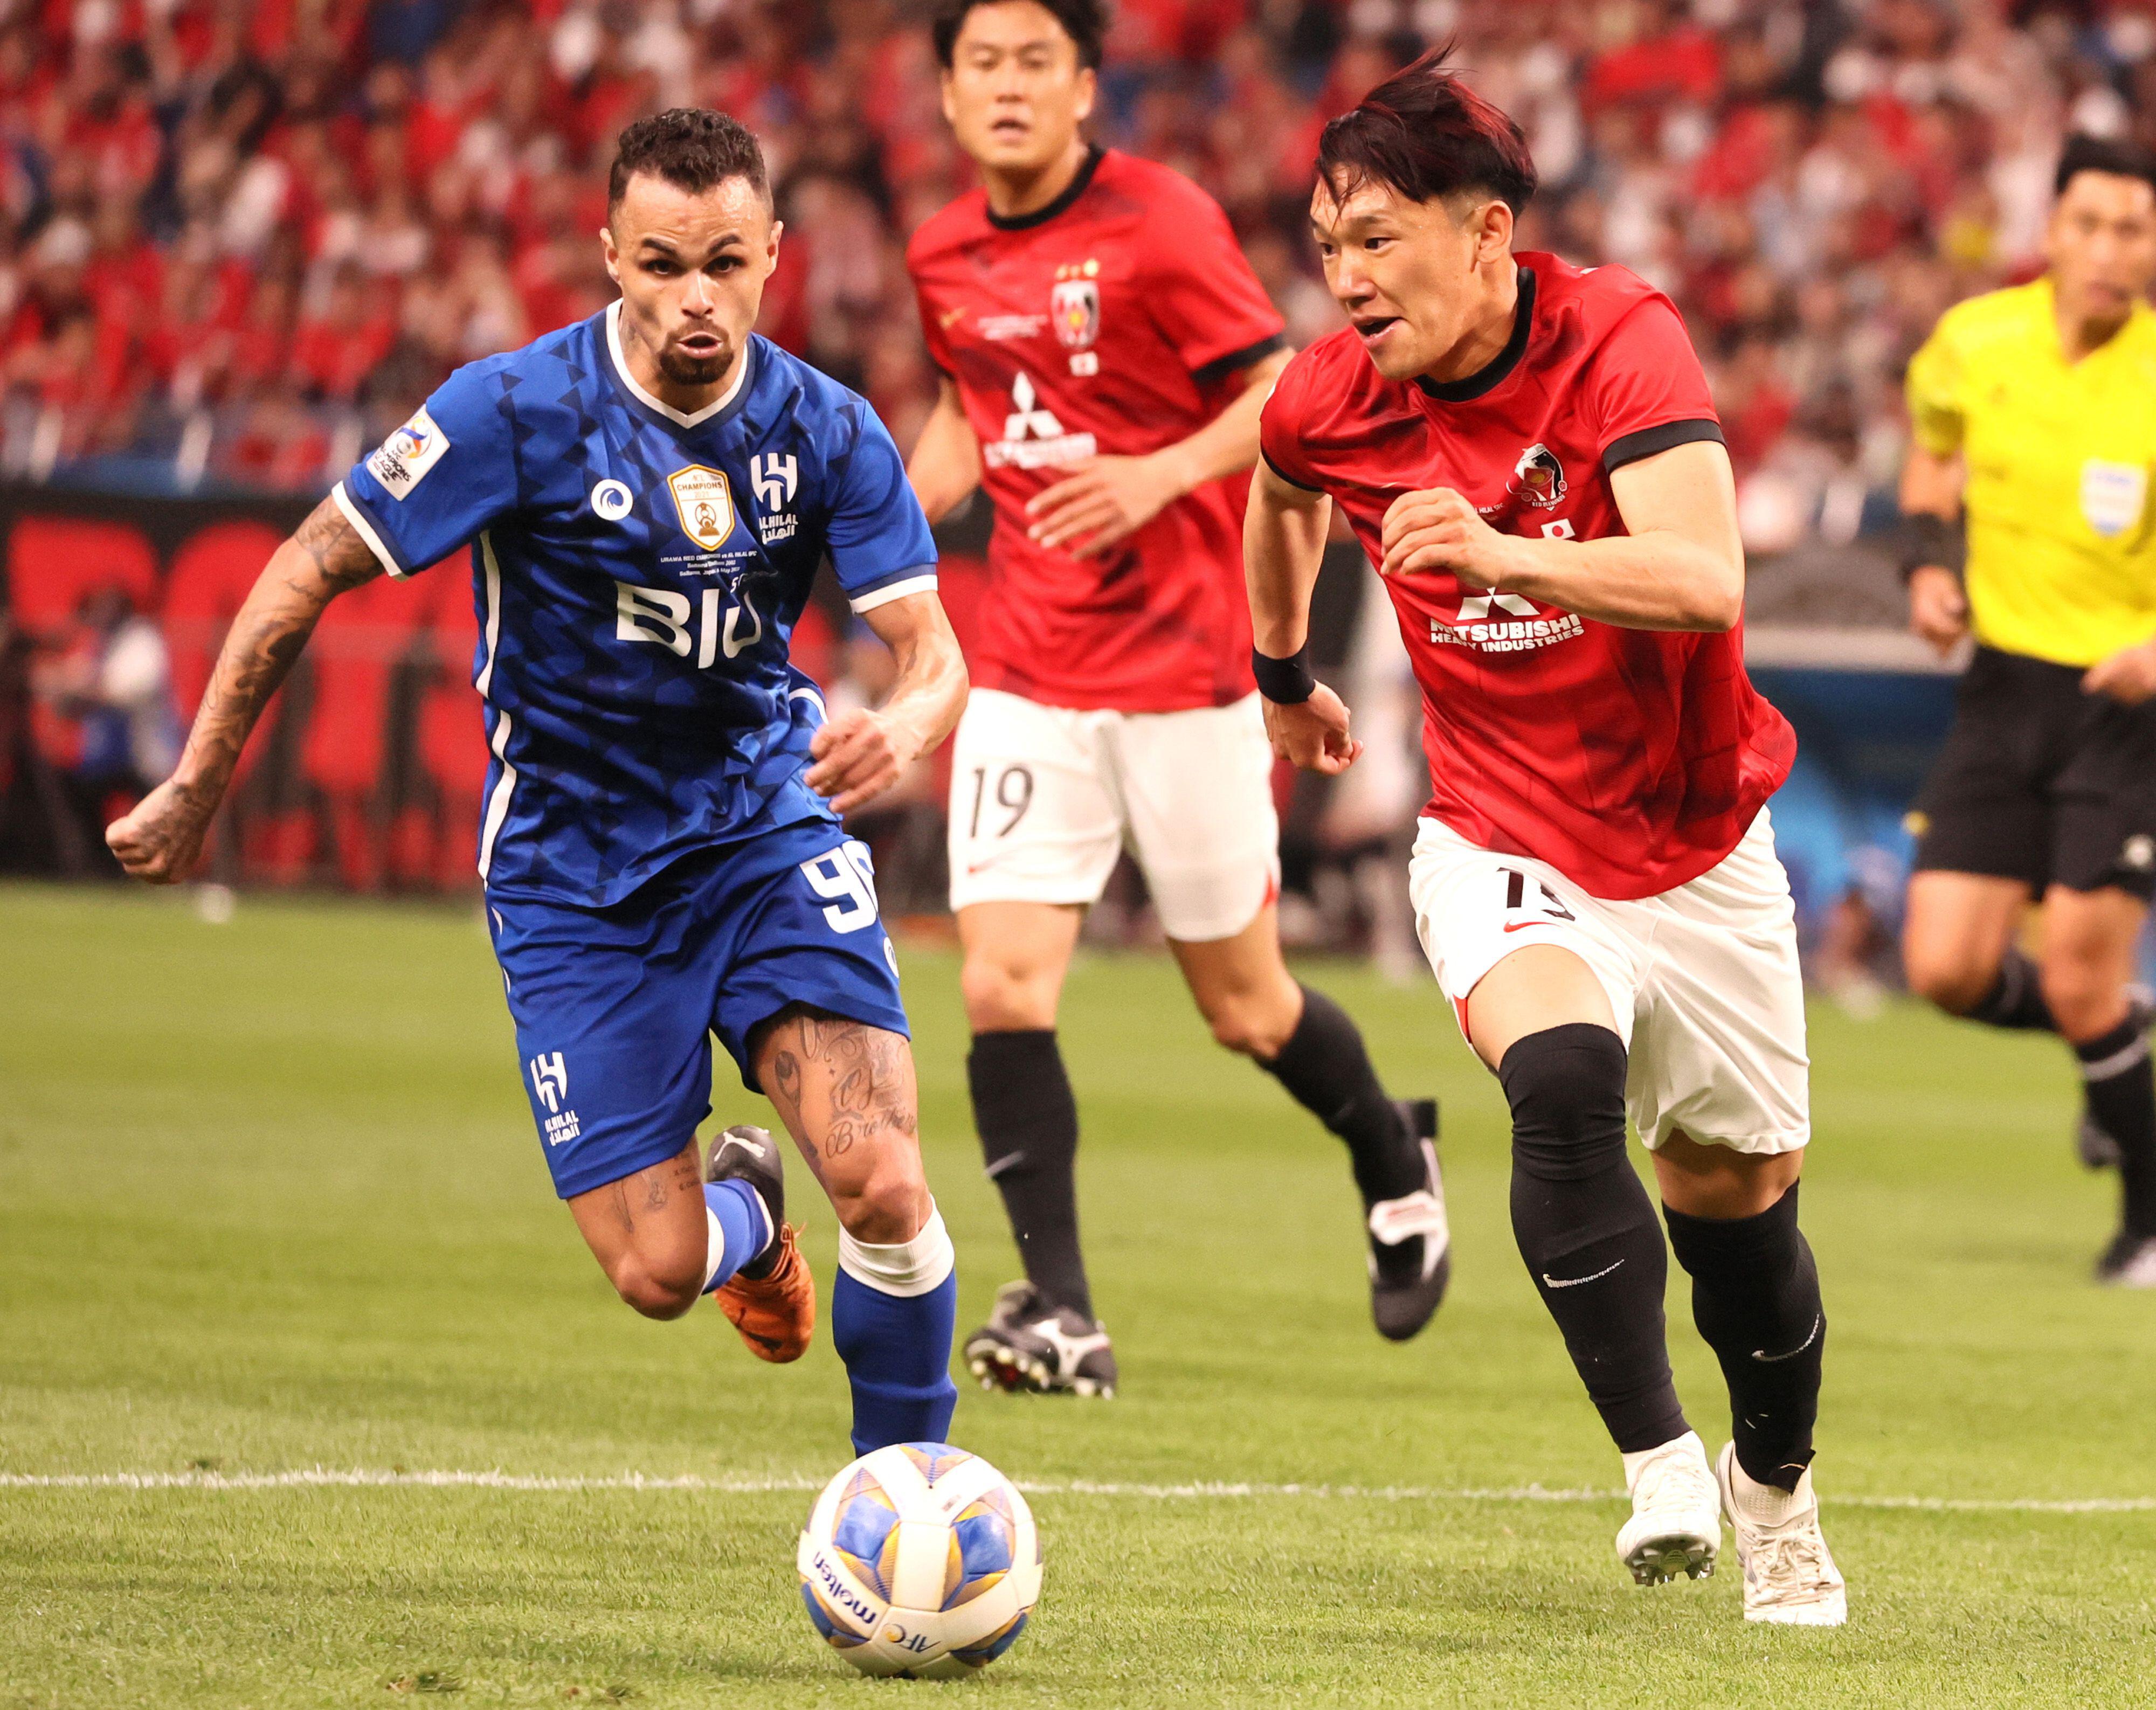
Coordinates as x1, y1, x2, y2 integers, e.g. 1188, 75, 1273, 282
796, 1442, 1042, 1678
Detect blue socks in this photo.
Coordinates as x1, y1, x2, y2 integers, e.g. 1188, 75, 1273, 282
700, 1178, 772, 1293
830, 1204, 959, 1454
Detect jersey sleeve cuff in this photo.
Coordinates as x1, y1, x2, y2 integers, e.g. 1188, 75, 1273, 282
1191, 333, 1289, 390
1260, 452, 1325, 494
332, 481, 410, 579
847, 569, 938, 613
1601, 418, 1725, 474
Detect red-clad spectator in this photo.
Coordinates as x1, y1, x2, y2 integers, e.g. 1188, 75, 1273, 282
288, 266, 395, 400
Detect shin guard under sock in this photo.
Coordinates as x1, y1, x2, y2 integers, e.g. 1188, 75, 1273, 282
832, 1206, 959, 1455
968, 1029, 1091, 1318
1260, 984, 1422, 1204
1499, 1023, 1688, 1453
1664, 1186, 1825, 1491
2077, 1015, 2156, 1235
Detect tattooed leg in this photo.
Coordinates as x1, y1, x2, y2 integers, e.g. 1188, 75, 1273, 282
566, 1143, 713, 1319
752, 1005, 930, 1243
752, 1003, 957, 1452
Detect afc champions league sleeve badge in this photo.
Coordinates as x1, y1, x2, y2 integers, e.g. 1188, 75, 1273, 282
666, 465, 737, 552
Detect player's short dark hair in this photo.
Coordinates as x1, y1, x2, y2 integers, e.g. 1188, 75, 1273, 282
608, 108, 770, 211
930, 0, 1108, 72
2055, 132, 2156, 200
1315, 47, 1536, 216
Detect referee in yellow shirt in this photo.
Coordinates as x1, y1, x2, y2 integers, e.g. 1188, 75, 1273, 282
1899, 134, 2156, 1285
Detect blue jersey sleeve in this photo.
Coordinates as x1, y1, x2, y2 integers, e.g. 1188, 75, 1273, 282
333, 361, 518, 579
825, 398, 938, 613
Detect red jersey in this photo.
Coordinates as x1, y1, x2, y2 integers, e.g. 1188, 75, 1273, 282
908, 148, 1286, 711
1259, 253, 1795, 900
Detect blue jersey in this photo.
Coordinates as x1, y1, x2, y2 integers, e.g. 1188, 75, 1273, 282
334, 304, 938, 907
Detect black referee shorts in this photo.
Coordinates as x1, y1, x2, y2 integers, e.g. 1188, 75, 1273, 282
1912, 645, 2156, 899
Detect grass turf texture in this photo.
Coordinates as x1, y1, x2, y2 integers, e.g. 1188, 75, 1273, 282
4, 882, 2155, 1707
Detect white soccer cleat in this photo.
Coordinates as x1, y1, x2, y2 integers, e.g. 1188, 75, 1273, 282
1614, 1430, 1720, 1586
1715, 1442, 1847, 1626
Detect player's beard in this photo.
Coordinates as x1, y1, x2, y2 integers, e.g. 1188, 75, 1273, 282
657, 338, 734, 388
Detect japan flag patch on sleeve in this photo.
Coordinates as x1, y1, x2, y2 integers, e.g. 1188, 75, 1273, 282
368, 407, 450, 500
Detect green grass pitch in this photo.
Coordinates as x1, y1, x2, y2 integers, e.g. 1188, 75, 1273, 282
5, 881, 2156, 1707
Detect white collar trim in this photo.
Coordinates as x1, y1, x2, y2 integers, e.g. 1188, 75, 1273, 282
606, 299, 751, 428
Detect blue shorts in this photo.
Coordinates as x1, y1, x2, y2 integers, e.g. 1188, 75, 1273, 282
487, 822, 910, 1200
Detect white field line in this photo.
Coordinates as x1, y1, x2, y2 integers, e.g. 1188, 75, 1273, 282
2, 1469, 2153, 1514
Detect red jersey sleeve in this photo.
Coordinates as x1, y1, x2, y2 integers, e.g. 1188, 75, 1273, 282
1584, 294, 1725, 473
1257, 344, 1326, 491
1142, 179, 1287, 386
910, 280, 954, 379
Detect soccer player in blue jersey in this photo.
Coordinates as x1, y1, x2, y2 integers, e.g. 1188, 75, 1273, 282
106, 109, 970, 1457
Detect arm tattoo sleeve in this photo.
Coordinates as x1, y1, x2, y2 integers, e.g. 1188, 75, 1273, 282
175, 499, 384, 804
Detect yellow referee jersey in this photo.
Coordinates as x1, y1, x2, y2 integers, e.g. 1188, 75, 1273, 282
1905, 276, 2156, 667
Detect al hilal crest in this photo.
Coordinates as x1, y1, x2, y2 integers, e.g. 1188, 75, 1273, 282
1051, 279, 1100, 350
668, 465, 736, 551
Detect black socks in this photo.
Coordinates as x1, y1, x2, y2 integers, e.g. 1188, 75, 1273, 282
2077, 1013, 2156, 1236
1664, 1186, 1825, 1492
1259, 984, 1422, 1204
1967, 948, 2056, 1031
1499, 1023, 1688, 1454
968, 1029, 1091, 1320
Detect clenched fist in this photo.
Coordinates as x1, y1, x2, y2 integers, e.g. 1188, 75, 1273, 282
1380, 486, 1517, 586
1906, 563, 1968, 656
806, 708, 916, 815
1261, 681, 1363, 776
105, 777, 215, 884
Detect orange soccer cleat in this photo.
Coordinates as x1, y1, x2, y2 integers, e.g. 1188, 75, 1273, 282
714, 1220, 817, 1362
706, 1124, 816, 1363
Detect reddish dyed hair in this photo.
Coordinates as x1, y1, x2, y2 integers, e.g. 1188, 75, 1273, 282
1316, 49, 1537, 214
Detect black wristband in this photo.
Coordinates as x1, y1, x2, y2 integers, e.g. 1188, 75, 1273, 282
1251, 643, 1317, 704
1898, 512, 1965, 584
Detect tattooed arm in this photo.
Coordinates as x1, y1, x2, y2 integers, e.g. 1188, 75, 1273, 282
804, 591, 967, 818
106, 499, 385, 883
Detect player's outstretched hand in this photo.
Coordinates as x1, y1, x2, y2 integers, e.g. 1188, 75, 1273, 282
2084, 639, 2156, 705
1263, 682, 1362, 776
1379, 486, 1515, 587
1025, 453, 1185, 557
807, 708, 914, 816
1906, 564, 1970, 657
105, 777, 213, 884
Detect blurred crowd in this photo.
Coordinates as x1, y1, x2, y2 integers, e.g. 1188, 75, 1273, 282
0, 0, 2148, 530
4, 0, 2150, 966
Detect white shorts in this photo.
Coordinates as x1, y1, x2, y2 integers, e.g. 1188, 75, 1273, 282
1408, 809, 1810, 1155
947, 688, 1280, 943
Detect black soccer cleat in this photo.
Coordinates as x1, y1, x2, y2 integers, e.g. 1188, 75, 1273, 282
705, 1123, 785, 1280
1367, 1098, 1450, 1342
2095, 1228, 2156, 1287
963, 1281, 1117, 1397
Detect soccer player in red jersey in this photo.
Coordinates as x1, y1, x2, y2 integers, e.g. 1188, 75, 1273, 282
1246, 55, 1844, 1625
906, 0, 1447, 1397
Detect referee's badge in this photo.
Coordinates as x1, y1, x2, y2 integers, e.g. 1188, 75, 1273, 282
667, 465, 737, 551
2079, 459, 2147, 539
